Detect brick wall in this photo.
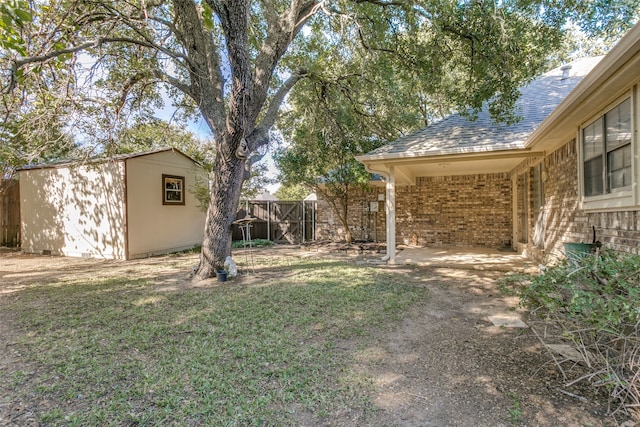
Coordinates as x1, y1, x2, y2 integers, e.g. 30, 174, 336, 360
320, 144, 640, 257
537, 141, 583, 261
316, 174, 512, 246
395, 174, 513, 248
315, 187, 386, 242
536, 140, 640, 263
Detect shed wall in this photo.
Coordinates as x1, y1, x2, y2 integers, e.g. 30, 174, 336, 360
125, 150, 207, 258
19, 162, 127, 258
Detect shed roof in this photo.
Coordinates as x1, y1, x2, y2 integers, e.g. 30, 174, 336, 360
359, 56, 603, 162
17, 147, 200, 171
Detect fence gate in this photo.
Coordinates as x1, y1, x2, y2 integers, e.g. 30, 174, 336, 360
271, 201, 301, 243
1, 180, 20, 247
233, 200, 316, 244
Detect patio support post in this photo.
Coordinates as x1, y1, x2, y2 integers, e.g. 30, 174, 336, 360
386, 165, 396, 264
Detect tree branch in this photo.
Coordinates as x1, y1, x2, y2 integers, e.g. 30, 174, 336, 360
255, 69, 308, 135
351, 0, 406, 6
174, 0, 226, 133
250, 0, 319, 125
207, 0, 253, 136
150, 70, 192, 95
243, 70, 307, 168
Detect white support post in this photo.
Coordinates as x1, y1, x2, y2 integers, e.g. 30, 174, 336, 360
386, 165, 396, 264
511, 174, 518, 252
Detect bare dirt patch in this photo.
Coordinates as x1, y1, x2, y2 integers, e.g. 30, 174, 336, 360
0, 247, 633, 426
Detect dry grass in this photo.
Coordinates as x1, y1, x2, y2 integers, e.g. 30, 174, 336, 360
0, 249, 429, 426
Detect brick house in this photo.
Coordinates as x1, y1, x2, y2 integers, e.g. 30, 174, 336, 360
350, 23, 640, 264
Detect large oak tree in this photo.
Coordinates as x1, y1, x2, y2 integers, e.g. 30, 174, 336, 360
2, 0, 638, 279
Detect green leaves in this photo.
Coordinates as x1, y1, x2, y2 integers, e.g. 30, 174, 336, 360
520, 250, 640, 331
0, 0, 31, 55
201, 1, 215, 30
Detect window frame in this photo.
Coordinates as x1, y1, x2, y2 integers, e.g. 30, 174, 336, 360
162, 174, 186, 206
578, 92, 636, 211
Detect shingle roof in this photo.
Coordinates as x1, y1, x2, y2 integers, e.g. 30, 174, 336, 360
363, 57, 603, 159
17, 147, 199, 171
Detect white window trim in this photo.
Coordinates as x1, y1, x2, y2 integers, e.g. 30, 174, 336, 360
578, 88, 638, 212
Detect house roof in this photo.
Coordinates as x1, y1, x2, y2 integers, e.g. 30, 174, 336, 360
357, 56, 603, 163
526, 22, 640, 153
17, 147, 200, 171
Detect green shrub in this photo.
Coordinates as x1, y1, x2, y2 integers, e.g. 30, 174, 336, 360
521, 250, 640, 332
502, 250, 640, 420
232, 239, 274, 248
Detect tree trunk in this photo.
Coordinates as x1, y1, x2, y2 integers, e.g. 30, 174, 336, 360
344, 227, 353, 244
339, 202, 353, 244
195, 132, 246, 280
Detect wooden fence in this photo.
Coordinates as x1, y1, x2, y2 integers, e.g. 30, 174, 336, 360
233, 200, 316, 244
1, 180, 20, 247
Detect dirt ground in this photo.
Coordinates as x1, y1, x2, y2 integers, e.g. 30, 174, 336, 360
0, 246, 635, 426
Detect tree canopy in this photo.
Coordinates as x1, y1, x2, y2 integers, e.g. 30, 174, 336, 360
2, 0, 639, 277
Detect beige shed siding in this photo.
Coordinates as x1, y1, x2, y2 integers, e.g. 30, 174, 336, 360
125, 150, 206, 258
395, 174, 512, 247
534, 140, 640, 263
20, 162, 127, 258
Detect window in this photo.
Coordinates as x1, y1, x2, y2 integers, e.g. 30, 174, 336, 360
582, 98, 632, 197
162, 174, 185, 205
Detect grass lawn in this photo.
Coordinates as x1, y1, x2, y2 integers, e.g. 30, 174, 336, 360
2, 252, 429, 426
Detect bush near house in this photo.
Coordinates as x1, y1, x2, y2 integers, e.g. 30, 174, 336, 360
501, 250, 640, 419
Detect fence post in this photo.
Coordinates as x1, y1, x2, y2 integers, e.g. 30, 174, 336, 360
267, 201, 271, 241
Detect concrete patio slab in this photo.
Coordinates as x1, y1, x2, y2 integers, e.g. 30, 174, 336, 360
393, 246, 538, 273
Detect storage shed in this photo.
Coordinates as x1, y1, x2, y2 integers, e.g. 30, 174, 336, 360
18, 148, 207, 259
